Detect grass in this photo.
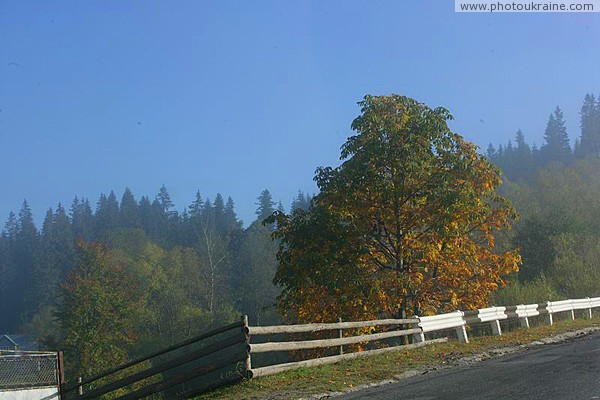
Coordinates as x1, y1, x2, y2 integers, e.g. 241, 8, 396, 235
195, 313, 600, 400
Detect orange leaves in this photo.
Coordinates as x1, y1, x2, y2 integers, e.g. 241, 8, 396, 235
273, 94, 521, 326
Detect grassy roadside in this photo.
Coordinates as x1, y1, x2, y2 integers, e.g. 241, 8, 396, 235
196, 315, 600, 400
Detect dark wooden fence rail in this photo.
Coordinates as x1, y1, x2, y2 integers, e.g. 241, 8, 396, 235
62, 317, 251, 399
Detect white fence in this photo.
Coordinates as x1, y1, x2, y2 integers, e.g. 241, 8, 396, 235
243, 296, 600, 378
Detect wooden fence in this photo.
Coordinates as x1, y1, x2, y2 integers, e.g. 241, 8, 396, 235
61, 318, 250, 399
60, 296, 600, 398
245, 318, 446, 378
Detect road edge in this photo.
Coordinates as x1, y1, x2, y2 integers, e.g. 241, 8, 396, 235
300, 325, 600, 400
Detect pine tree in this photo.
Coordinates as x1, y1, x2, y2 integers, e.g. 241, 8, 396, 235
52, 204, 75, 277
138, 196, 154, 235
0, 213, 17, 330
232, 221, 279, 325
223, 196, 241, 233
255, 189, 275, 222
202, 198, 213, 224
290, 191, 313, 212
514, 129, 533, 179
541, 106, 572, 165
486, 143, 497, 160
531, 142, 540, 168
95, 192, 119, 237
120, 188, 140, 229
31, 204, 75, 313
578, 93, 599, 158
71, 197, 94, 241
150, 198, 167, 242
156, 185, 174, 215
15, 200, 40, 325
213, 194, 226, 233
18, 200, 38, 240
2, 212, 18, 239
189, 191, 203, 217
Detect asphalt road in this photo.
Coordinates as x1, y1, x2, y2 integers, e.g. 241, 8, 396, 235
338, 332, 600, 399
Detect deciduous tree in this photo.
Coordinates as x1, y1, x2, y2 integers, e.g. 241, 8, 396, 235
269, 95, 521, 324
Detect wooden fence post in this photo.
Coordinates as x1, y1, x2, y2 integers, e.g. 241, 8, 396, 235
57, 351, 65, 400
338, 317, 343, 355
242, 315, 252, 378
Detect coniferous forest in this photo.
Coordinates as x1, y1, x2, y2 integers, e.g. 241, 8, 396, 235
1, 92, 600, 378
0, 185, 312, 375
487, 93, 600, 304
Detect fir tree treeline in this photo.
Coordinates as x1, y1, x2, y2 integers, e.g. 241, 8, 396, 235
0, 186, 313, 356
487, 93, 600, 182
487, 93, 600, 305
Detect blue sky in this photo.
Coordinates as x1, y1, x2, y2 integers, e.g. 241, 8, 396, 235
1, 1, 599, 226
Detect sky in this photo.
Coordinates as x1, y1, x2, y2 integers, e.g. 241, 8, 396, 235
1, 1, 600, 227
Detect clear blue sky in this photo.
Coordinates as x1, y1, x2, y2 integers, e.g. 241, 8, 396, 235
1, 1, 599, 226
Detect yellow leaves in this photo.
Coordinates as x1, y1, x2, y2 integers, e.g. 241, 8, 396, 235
274, 94, 521, 326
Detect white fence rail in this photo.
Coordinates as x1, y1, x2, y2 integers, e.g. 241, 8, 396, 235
244, 296, 600, 378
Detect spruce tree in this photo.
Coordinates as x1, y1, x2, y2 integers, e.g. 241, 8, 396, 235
0, 212, 18, 330
3, 211, 18, 239
255, 189, 275, 222
120, 188, 140, 229
541, 106, 572, 165
223, 196, 241, 232
290, 190, 313, 212
15, 200, 40, 325
213, 194, 226, 233
156, 185, 174, 215
52, 204, 75, 277
514, 129, 533, 179
189, 191, 203, 217
486, 143, 497, 160
138, 196, 153, 235
32, 205, 74, 313
95, 192, 119, 237
202, 198, 213, 223
71, 197, 94, 241
578, 93, 599, 158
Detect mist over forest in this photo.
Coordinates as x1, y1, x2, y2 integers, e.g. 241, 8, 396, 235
1, 91, 600, 379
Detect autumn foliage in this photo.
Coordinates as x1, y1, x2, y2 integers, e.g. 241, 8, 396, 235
57, 242, 139, 379
268, 95, 521, 324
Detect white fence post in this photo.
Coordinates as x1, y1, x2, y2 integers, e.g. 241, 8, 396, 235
490, 320, 502, 336
455, 325, 469, 343
519, 317, 530, 329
